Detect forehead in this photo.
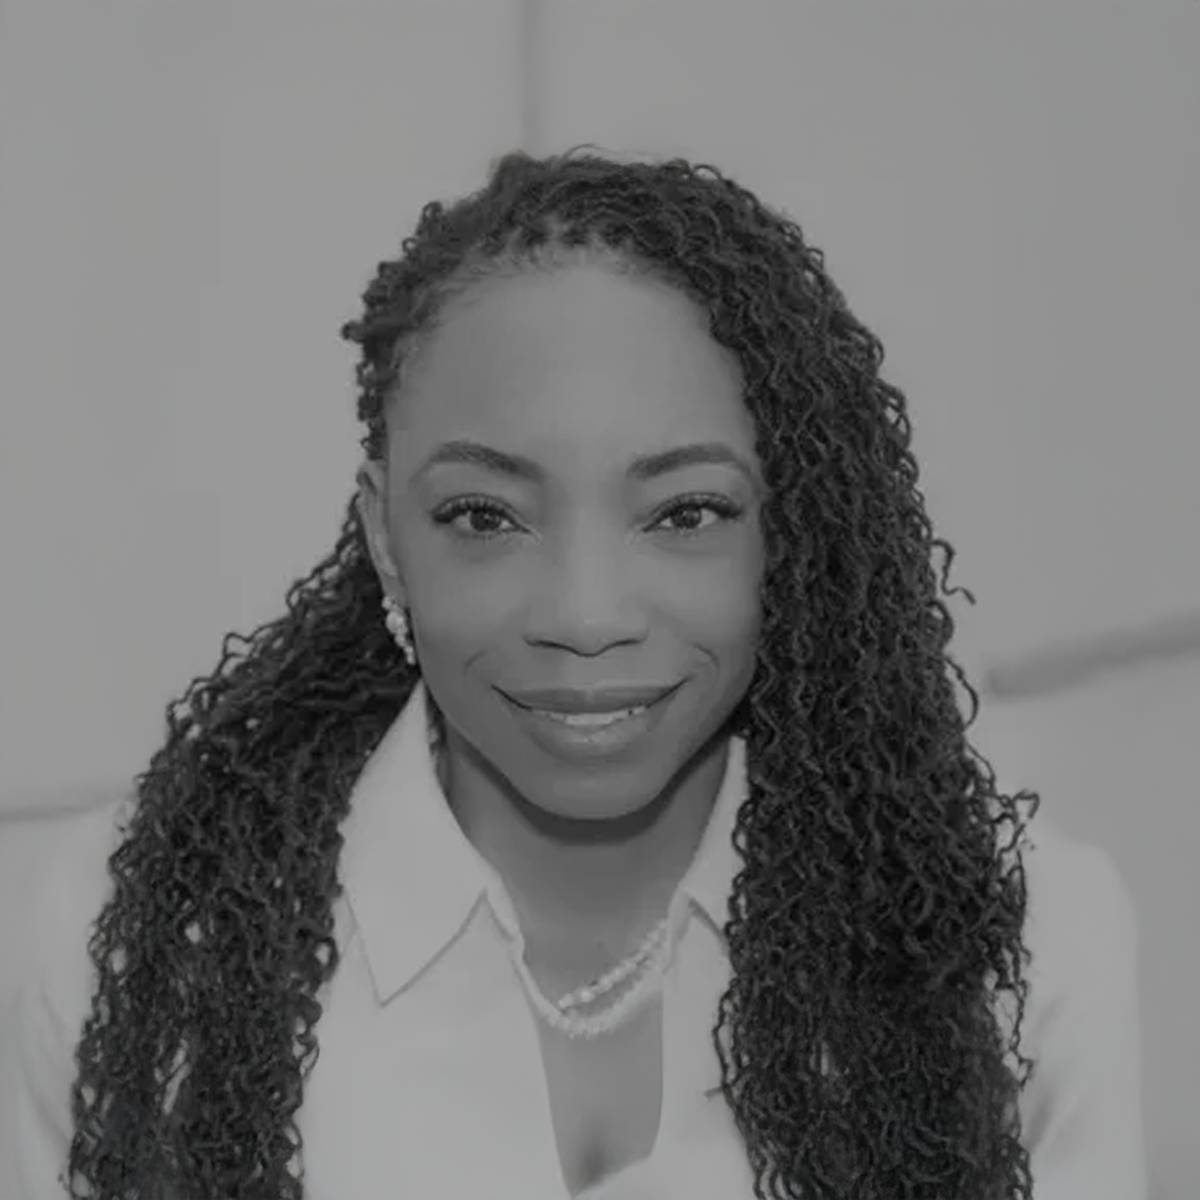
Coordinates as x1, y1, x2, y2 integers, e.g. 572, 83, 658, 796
390, 265, 755, 470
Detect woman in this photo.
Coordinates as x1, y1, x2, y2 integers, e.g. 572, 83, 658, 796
0, 148, 1145, 1199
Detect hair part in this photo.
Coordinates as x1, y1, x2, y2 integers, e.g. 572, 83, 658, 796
65, 144, 1039, 1200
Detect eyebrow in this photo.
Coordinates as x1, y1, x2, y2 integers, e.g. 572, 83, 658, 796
415, 439, 758, 486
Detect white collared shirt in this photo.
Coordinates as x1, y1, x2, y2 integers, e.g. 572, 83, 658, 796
0, 682, 1148, 1198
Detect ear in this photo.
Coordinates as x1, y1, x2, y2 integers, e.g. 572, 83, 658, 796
356, 460, 403, 589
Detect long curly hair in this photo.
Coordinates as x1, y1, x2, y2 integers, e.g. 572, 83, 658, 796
64, 146, 1040, 1200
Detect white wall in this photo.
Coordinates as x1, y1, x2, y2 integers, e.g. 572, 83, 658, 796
1, 3, 1196, 1196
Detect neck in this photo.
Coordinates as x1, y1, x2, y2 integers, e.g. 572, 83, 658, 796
438, 731, 730, 951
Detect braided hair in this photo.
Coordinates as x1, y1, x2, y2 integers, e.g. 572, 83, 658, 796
64, 146, 1038, 1200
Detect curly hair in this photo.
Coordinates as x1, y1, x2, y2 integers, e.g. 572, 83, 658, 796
63, 146, 1040, 1200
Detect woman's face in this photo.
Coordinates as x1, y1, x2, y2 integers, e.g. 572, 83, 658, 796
358, 262, 765, 823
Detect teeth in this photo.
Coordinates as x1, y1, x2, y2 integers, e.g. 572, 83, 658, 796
536, 705, 648, 727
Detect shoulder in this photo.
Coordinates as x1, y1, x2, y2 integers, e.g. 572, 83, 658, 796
1018, 809, 1138, 993
22, 794, 132, 1045
0, 794, 133, 1188
983, 805, 1139, 1065
1005, 809, 1148, 1195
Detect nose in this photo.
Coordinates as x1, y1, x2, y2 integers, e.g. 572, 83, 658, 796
523, 526, 649, 655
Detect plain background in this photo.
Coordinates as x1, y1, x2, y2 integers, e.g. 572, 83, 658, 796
0, 3, 1196, 1196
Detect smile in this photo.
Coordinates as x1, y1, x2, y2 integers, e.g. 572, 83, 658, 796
527, 705, 650, 728
501, 689, 676, 761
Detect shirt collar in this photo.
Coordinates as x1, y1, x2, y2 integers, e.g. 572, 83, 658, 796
340, 680, 748, 1006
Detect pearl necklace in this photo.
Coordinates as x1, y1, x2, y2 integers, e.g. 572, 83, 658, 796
515, 915, 672, 1040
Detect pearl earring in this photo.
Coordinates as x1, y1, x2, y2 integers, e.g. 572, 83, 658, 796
381, 594, 417, 667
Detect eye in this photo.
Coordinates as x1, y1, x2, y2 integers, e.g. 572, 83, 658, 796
430, 493, 745, 543
650, 495, 745, 536
431, 497, 521, 540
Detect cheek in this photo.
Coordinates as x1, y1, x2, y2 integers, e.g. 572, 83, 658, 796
400, 555, 522, 657
680, 546, 764, 642
720, 596, 764, 659
411, 587, 507, 651
738, 536, 767, 633
391, 521, 498, 634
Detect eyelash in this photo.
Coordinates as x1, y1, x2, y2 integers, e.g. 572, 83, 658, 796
431, 494, 745, 542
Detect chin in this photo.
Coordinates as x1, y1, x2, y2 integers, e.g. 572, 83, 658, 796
539, 793, 652, 823
512, 760, 677, 832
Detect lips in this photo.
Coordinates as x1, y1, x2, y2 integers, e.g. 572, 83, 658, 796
501, 683, 678, 715
502, 683, 678, 761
